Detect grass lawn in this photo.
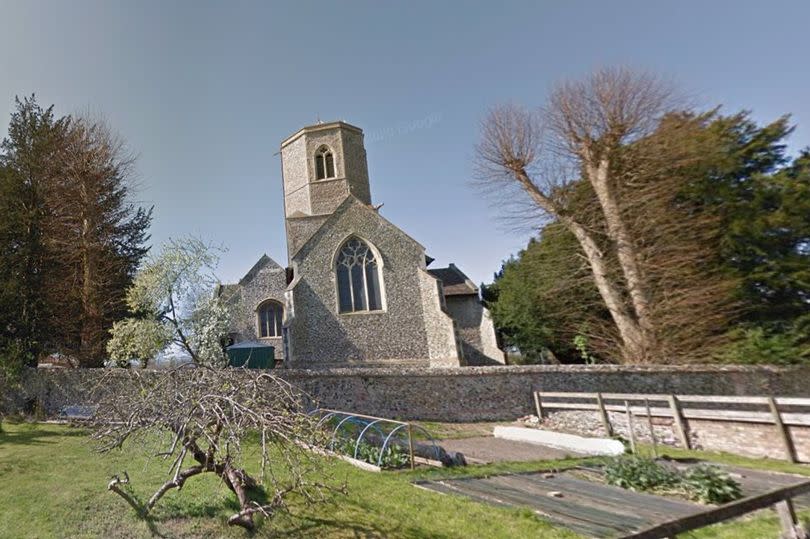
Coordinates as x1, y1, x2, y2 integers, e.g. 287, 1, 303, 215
1, 421, 808, 538
0, 422, 578, 539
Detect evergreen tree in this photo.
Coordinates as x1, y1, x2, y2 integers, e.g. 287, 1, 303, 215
0, 96, 68, 377
0, 96, 152, 371
45, 118, 152, 366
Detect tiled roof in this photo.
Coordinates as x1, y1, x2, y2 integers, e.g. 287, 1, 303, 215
428, 264, 479, 296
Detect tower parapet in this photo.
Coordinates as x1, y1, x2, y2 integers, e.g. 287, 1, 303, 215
280, 121, 371, 220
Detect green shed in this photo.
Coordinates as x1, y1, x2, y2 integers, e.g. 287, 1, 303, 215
226, 341, 275, 369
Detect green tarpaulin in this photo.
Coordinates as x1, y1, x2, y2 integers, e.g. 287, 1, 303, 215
226, 342, 275, 369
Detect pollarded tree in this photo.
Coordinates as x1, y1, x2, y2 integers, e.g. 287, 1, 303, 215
476, 68, 737, 363
107, 237, 232, 368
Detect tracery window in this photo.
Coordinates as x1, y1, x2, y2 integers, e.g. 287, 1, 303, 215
336, 238, 383, 313
315, 146, 335, 180
257, 300, 283, 338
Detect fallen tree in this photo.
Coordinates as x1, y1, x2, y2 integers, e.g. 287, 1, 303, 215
88, 366, 340, 530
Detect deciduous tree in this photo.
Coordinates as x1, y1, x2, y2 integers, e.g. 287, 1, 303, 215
484, 107, 809, 364
89, 366, 339, 530
108, 238, 232, 367
476, 68, 736, 362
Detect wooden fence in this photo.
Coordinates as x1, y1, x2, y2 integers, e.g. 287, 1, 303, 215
532, 391, 810, 463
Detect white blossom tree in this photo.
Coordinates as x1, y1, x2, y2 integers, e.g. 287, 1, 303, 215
107, 237, 232, 367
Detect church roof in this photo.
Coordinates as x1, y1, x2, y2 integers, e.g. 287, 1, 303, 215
428, 264, 479, 296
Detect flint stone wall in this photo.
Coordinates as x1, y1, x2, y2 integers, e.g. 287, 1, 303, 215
4, 364, 809, 422
285, 198, 461, 367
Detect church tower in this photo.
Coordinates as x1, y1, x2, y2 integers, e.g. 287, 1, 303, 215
280, 121, 371, 260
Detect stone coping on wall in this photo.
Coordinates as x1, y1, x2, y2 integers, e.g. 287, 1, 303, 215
279, 363, 808, 378
5, 364, 809, 422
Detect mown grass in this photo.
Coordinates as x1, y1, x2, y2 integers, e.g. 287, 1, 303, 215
1, 422, 809, 538
0, 422, 578, 539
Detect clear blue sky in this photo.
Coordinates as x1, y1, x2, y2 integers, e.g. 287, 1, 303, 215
2, 1, 809, 285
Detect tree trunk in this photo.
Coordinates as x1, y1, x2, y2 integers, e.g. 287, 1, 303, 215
513, 169, 648, 362
564, 217, 648, 361
223, 463, 258, 530
586, 155, 657, 361
80, 213, 99, 365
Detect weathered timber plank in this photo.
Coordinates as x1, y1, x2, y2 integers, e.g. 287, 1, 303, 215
476, 476, 648, 530
456, 477, 635, 535
548, 475, 701, 518
621, 480, 810, 539
597, 392, 614, 436
538, 400, 810, 426
499, 473, 697, 524
769, 396, 799, 463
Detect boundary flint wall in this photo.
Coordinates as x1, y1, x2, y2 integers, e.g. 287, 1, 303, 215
6, 364, 808, 423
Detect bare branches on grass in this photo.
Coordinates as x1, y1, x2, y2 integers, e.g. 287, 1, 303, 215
88, 366, 340, 530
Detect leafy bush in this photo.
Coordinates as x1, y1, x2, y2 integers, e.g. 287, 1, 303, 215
603, 456, 743, 505
604, 456, 680, 491
716, 325, 810, 365
682, 464, 742, 504
333, 437, 410, 469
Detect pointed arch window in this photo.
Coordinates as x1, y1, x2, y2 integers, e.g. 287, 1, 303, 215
315, 146, 335, 180
336, 238, 383, 313
257, 300, 283, 338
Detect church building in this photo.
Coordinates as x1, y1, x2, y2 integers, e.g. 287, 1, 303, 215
221, 121, 503, 368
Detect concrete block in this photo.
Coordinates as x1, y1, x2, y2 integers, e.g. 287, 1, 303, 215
493, 426, 624, 457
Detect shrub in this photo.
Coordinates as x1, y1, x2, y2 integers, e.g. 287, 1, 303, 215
716, 326, 809, 365
334, 437, 410, 469
603, 456, 743, 504
682, 464, 742, 504
604, 456, 680, 491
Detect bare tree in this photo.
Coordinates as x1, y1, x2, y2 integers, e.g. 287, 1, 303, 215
476, 68, 735, 363
88, 366, 340, 530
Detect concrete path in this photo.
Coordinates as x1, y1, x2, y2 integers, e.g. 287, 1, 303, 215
437, 436, 585, 464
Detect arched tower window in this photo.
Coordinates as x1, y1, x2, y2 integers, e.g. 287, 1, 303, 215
257, 300, 283, 338
336, 238, 383, 313
315, 146, 335, 180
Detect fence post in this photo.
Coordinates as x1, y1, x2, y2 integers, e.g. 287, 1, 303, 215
775, 499, 807, 539
407, 423, 415, 470
596, 393, 613, 437
768, 397, 798, 464
668, 395, 691, 450
533, 390, 544, 420
645, 398, 658, 458
624, 401, 637, 455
